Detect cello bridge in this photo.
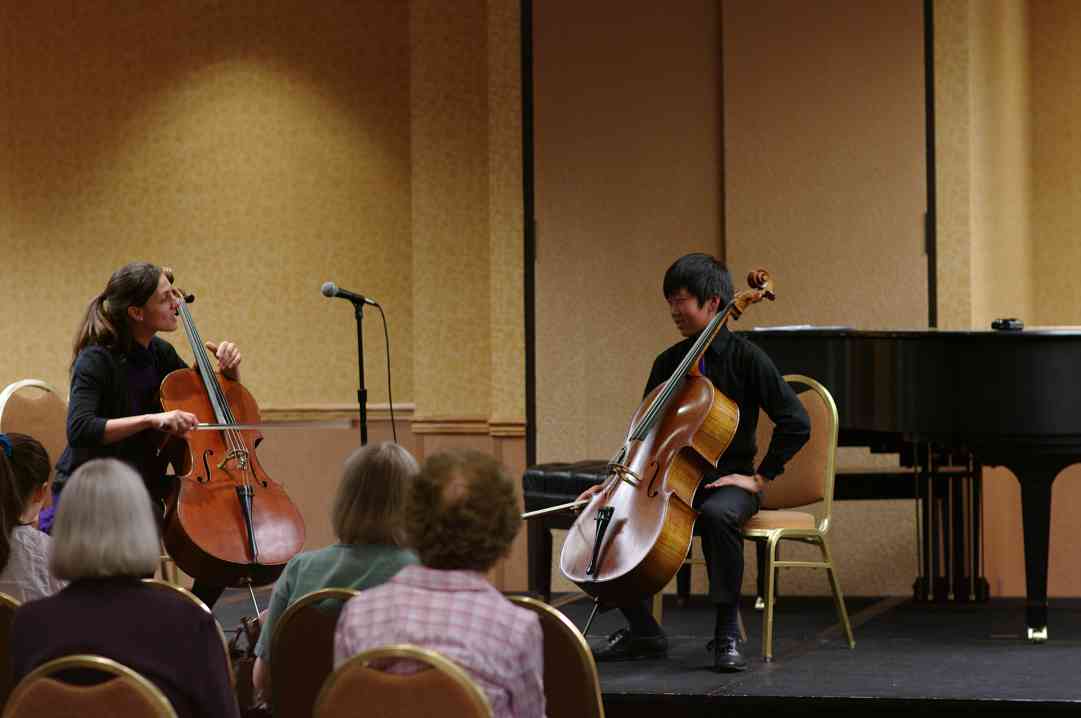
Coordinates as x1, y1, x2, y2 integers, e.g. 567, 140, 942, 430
607, 462, 640, 488
217, 449, 250, 471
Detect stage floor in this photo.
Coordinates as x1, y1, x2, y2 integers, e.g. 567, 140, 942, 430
567, 593, 1081, 715
215, 588, 1081, 715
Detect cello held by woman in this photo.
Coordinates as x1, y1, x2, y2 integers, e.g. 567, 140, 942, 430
159, 279, 305, 592
563, 253, 810, 672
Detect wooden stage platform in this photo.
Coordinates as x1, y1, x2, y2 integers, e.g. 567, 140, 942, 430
216, 588, 1081, 716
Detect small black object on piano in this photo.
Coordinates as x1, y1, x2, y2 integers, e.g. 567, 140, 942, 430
991, 317, 1024, 331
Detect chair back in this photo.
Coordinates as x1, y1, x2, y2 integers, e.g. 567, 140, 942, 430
0, 592, 20, 707
270, 587, 360, 718
2, 655, 178, 718
755, 375, 839, 525
139, 579, 235, 689
0, 381, 68, 474
507, 595, 603, 718
314, 644, 491, 718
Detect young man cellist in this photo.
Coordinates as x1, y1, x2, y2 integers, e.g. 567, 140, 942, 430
576, 253, 810, 671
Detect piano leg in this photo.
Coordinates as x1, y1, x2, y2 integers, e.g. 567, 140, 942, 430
1010, 461, 1064, 643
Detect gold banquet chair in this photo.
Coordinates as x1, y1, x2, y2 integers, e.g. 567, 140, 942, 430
270, 587, 360, 718
0, 380, 67, 478
0, 591, 20, 707
314, 644, 491, 718
2, 655, 178, 718
508, 595, 604, 718
741, 373, 855, 662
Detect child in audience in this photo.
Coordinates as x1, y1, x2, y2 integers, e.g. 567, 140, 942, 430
0, 432, 65, 602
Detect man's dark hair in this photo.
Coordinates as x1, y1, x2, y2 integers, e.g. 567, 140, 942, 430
662, 253, 733, 308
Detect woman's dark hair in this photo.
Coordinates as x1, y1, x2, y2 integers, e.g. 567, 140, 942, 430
71, 262, 167, 368
0, 433, 51, 573
662, 253, 734, 308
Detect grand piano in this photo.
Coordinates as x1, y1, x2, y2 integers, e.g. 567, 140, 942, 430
523, 327, 1080, 642
740, 327, 1081, 641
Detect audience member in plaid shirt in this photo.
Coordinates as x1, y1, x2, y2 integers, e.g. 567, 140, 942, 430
335, 449, 545, 718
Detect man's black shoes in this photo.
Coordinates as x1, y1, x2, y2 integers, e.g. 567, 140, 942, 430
708, 634, 748, 672
592, 628, 669, 662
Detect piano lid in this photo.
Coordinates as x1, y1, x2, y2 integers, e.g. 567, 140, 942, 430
738, 328, 1081, 451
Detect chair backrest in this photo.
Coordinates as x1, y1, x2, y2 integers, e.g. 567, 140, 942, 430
139, 579, 234, 688
0, 592, 20, 707
2, 654, 178, 718
754, 375, 839, 526
314, 644, 492, 718
0, 381, 68, 475
507, 595, 603, 718
270, 587, 360, 718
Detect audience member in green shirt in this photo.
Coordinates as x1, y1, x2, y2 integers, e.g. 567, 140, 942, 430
252, 441, 419, 698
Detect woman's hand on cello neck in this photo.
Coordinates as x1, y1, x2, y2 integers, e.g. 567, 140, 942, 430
204, 340, 242, 380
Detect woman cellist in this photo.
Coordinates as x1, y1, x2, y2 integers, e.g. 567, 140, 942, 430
52, 261, 242, 607
573, 253, 810, 673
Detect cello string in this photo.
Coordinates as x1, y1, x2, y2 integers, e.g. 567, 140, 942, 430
178, 299, 248, 480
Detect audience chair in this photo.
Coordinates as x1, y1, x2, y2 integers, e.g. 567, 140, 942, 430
0, 592, 20, 707
270, 587, 360, 718
2, 654, 178, 718
0, 380, 67, 472
314, 644, 491, 718
141, 579, 234, 687
508, 595, 603, 718
741, 374, 855, 661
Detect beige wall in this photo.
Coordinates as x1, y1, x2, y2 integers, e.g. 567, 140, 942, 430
0, 0, 414, 409
936, 0, 1032, 330
1, 1, 528, 589
725, 0, 928, 331
533, 0, 723, 464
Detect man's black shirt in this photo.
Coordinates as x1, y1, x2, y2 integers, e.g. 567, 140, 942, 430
644, 326, 810, 481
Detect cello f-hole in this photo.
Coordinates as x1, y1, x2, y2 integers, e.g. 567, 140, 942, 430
199, 449, 215, 483
645, 462, 663, 497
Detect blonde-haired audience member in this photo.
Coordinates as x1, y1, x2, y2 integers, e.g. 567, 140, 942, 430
0, 432, 65, 602
334, 449, 544, 718
252, 442, 419, 697
8, 459, 240, 718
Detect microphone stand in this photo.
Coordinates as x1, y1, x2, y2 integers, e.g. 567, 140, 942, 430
354, 301, 368, 446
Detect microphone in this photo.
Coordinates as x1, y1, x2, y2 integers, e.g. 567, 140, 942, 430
321, 281, 379, 306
